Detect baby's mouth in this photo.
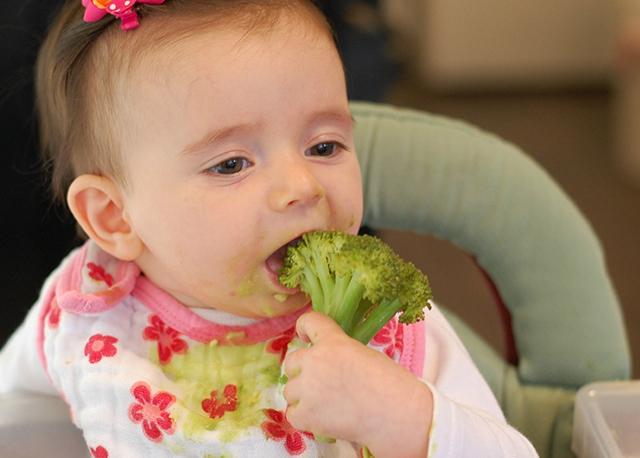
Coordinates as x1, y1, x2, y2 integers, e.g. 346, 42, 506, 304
265, 237, 302, 277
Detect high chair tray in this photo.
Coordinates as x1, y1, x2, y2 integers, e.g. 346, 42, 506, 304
572, 381, 640, 458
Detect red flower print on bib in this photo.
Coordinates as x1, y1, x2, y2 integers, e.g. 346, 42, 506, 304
261, 409, 314, 455
47, 298, 61, 329
90, 445, 109, 458
267, 327, 295, 362
142, 315, 188, 364
201, 384, 238, 419
128, 381, 176, 442
87, 262, 114, 287
84, 334, 118, 364
371, 318, 404, 359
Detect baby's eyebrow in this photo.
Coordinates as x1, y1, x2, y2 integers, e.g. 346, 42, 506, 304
308, 109, 355, 130
180, 122, 258, 156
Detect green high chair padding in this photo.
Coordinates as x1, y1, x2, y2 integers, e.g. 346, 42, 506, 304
351, 101, 631, 457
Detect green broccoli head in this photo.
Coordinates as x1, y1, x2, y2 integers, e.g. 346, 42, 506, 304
279, 230, 432, 344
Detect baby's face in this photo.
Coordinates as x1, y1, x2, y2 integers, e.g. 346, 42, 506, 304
118, 18, 363, 318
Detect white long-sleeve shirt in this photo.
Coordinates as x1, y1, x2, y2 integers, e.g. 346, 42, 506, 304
0, 241, 537, 457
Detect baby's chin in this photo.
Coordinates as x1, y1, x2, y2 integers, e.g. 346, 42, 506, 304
250, 292, 310, 319
169, 287, 309, 319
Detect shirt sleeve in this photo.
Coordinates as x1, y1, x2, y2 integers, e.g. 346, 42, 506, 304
421, 304, 538, 457
0, 272, 59, 395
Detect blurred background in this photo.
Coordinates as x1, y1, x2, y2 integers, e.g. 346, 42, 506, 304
1, 1, 638, 378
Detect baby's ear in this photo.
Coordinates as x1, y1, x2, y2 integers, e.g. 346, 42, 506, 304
67, 175, 143, 261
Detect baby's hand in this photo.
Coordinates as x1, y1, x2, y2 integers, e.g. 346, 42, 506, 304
283, 312, 433, 458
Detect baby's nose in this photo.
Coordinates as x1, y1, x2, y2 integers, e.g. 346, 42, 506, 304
268, 161, 325, 211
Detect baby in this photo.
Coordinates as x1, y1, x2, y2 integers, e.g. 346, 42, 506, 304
0, 1, 538, 457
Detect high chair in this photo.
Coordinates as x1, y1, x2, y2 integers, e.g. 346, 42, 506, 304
0, 102, 631, 458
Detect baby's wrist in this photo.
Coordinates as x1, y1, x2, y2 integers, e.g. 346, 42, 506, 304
362, 380, 433, 458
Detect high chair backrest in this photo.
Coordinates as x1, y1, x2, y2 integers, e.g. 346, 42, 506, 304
351, 101, 631, 457
0, 102, 631, 458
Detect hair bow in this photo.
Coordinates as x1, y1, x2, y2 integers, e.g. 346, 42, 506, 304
82, 0, 165, 31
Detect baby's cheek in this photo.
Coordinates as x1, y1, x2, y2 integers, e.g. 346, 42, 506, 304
349, 190, 364, 230
346, 214, 362, 234
333, 192, 363, 234
344, 202, 364, 234
225, 249, 258, 278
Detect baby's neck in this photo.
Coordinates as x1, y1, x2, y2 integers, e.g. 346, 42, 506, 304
189, 307, 260, 326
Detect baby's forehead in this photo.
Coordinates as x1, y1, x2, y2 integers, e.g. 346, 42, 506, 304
114, 4, 330, 60
114, 15, 338, 107
112, 7, 335, 90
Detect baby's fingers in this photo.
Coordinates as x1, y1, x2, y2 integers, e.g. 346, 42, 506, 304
282, 370, 315, 433
282, 375, 301, 407
295, 311, 344, 344
283, 346, 306, 379
285, 392, 348, 442
285, 397, 315, 434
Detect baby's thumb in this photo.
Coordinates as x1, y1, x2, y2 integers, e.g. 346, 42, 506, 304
295, 311, 343, 344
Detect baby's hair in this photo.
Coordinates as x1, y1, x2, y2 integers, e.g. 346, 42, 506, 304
36, 0, 338, 205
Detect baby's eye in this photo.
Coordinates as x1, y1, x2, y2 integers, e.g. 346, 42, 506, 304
306, 142, 342, 157
208, 157, 252, 175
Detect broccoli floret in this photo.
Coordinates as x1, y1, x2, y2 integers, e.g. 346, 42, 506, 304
279, 230, 432, 344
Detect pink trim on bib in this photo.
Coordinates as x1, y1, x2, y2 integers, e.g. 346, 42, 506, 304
133, 276, 310, 346
400, 320, 426, 377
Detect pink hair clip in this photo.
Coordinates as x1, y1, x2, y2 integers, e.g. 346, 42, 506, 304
82, 0, 165, 31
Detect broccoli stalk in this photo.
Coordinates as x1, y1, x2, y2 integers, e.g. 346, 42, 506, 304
279, 231, 432, 344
